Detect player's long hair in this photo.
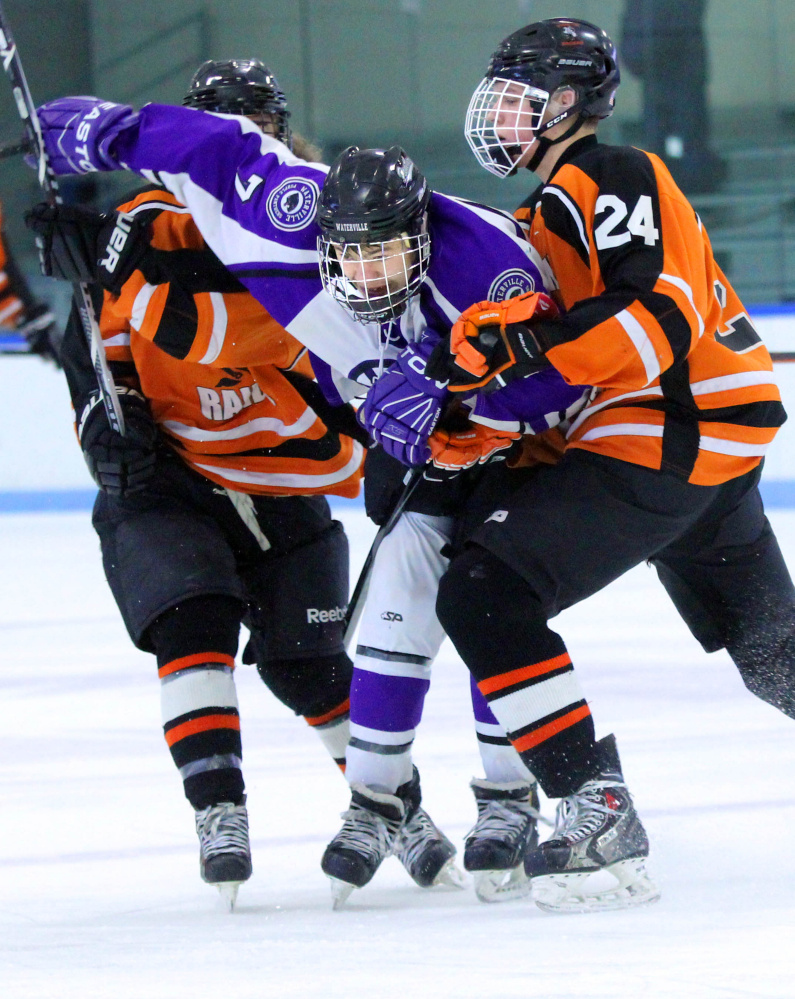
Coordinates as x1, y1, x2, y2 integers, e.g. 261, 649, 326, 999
292, 131, 323, 164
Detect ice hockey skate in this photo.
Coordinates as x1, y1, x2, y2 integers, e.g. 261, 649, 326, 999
524, 735, 660, 914
194, 799, 252, 911
321, 782, 406, 909
464, 778, 545, 903
394, 806, 466, 890
322, 766, 463, 907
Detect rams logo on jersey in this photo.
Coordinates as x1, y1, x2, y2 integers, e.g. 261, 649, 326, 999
266, 177, 319, 231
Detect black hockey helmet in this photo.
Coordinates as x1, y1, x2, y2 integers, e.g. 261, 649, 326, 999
466, 18, 620, 176
183, 58, 291, 143
488, 18, 620, 120
317, 146, 432, 322
317, 145, 431, 243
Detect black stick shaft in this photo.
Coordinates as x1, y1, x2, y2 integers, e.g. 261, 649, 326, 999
0, 137, 31, 159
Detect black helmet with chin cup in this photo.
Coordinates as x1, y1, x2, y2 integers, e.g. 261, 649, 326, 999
467, 18, 619, 177
183, 58, 291, 144
317, 145, 432, 323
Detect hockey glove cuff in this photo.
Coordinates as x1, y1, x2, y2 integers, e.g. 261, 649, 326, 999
78, 386, 158, 497
426, 291, 559, 394
26, 203, 151, 296
359, 342, 449, 467
429, 422, 521, 473
30, 98, 139, 175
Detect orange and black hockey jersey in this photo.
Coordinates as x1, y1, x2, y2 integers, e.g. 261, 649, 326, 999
99, 187, 363, 497
515, 135, 784, 486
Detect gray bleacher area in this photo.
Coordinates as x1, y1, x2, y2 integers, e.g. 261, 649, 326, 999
1, 1, 793, 327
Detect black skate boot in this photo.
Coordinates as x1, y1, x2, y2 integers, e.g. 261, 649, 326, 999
321, 783, 406, 909
393, 768, 465, 890
524, 735, 660, 913
464, 778, 543, 903
194, 798, 252, 911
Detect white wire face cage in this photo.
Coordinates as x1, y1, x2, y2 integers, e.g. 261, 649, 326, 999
317, 232, 431, 323
465, 77, 551, 177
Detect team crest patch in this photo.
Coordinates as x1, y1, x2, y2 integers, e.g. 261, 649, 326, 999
266, 177, 319, 231
488, 268, 536, 302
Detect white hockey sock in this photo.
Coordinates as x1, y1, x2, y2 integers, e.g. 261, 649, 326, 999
305, 706, 350, 773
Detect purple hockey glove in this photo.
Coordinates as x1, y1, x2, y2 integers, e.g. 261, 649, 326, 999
359, 342, 449, 466
29, 97, 139, 174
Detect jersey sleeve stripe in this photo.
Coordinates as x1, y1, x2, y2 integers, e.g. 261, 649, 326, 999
542, 185, 590, 262
126, 200, 193, 217
568, 386, 664, 435
659, 272, 705, 338
691, 371, 780, 396
152, 283, 198, 359
579, 423, 665, 442
422, 274, 460, 324
131, 283, 159, 330
615, 308, 660, 384
699, 435, 773, 457
197, 292, 228, 364
642, 292, 696, 364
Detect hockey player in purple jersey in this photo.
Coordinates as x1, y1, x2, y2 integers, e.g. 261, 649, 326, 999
313, 145, 587, 906
27, 95, 586, 905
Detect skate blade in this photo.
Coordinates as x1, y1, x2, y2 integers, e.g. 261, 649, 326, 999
532, 857, 661, 914
473, 865, 532, 904
432, 858, 467, 890
214, 881, 243, 912
327, 876, 356, 911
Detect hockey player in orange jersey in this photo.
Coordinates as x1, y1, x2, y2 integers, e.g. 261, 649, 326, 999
29, 60, 449, 910
426, 17, 794, 914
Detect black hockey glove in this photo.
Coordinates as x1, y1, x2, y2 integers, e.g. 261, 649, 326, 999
26, 202, 105, 284
25, 202, 150, 295
77, 386, 158, 497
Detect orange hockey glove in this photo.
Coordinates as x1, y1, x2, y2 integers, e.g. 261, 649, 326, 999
426, 290, 559, 394
429, 422, 521, 472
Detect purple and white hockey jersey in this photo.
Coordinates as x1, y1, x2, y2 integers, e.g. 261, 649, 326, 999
108, 104, 585, 429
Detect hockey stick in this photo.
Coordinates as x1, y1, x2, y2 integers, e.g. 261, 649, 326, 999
344, 464, 424, 650
0, 4, 125, 433
0, 136, 31, 160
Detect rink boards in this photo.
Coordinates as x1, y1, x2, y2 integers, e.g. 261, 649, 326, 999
2, 305, 795, 511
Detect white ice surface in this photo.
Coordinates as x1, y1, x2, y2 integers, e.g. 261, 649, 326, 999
1, 507, 794, 999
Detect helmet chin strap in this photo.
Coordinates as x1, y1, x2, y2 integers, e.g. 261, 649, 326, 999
522, 103, 588, 174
